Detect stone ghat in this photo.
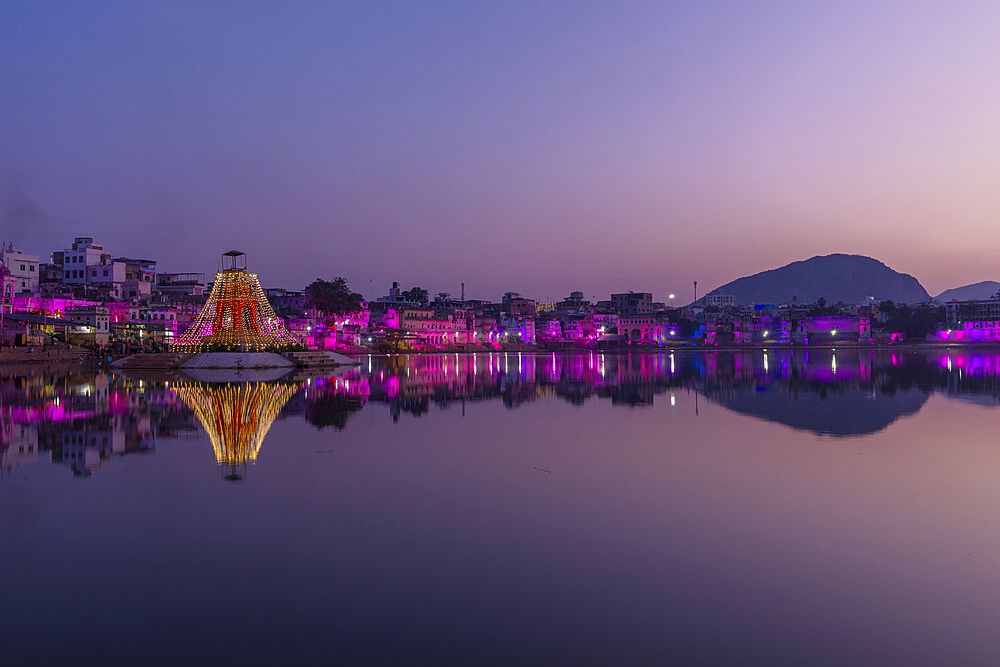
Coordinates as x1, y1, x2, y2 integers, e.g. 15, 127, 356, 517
0, 347, 90, 365
110, 353, 193, 370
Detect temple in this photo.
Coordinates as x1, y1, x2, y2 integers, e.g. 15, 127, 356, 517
174, 251, 298, 351
175, 380, 299, 480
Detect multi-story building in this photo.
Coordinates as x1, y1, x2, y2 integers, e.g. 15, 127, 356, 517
397, 308, 472, 346
66, 304, 111, 345
265, 288, 308, 316
502, 292, 536, 317
37, 262, 64, 289
375, 282, 425, 307
0, 261, 14, 315
555, 291, 591, 312
85, 260, 127, 298
59, 237, 111, 284
945, 299, 1000, 326
704, 293, 736, 308
119, 258, 156, 301
157, 273, 206, 298
617, 315, 661, 343
611, 291, 653, 316
1, 243, 39, 294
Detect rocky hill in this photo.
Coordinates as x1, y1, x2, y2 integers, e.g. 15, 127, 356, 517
932, 281, 1000, 303
702, 254, 929, 306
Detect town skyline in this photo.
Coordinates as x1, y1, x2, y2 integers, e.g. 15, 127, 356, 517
0, 234, 988, 305
5, 2, 1000, 298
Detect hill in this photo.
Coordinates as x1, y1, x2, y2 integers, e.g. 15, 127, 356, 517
932, 281, 1000, 303
702, 254, 929, 306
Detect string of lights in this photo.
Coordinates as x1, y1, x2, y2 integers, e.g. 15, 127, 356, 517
174, 267, 299, 352
174, 381, 300, 471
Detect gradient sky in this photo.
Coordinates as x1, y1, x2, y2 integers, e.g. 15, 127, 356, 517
3, 1, 999, 301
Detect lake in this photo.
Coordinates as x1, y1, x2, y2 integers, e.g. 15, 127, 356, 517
3, 349, 1000, 664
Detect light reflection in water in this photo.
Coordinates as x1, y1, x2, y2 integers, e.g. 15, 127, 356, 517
5, 348, 1000, 479
6, 349, 1000, 663
174, 381, 299, 480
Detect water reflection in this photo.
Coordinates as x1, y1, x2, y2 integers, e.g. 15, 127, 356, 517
3, 349, 1000, 479
300, 349, 999, 435
0, 371, 196, 477
174, 381, 300, 480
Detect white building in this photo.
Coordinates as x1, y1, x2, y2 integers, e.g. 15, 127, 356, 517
85, 260, 127, 298
66, 304, 110, 344
1, 243, 40, 293
0, 261, 14, 314
59, 237, 111, 285
704, 293, 736, 308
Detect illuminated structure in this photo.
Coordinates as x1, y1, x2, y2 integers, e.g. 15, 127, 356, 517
175, 380, 299, 480
173, 251, 298, 351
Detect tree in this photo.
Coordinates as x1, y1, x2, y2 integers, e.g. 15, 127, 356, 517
306, 278, 364, 317
675, 317, 697, 338
884, 303, 944, 339
305, 394, 364, 430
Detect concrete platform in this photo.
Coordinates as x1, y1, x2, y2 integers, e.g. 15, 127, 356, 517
180, 352, 296, 369
283, 350, 361, 367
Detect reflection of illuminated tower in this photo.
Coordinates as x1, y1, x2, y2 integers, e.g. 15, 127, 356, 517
174, 251, 298, 351
175, 381, 299, 480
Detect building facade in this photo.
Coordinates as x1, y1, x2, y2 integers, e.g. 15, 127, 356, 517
611, 292, 653, 315
1, 243, 39, 294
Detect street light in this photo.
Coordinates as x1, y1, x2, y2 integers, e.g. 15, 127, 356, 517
669, 293, 675, 307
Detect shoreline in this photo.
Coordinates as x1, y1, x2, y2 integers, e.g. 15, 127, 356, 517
339, 341, 1000, 356
3, 341, 995, 366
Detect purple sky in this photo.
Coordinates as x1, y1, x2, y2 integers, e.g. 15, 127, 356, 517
3, 2, 999, 301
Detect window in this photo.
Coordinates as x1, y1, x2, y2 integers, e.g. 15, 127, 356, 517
29, 265, 34, 271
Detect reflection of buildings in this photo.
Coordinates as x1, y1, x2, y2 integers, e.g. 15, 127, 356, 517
293, 349, 999, 436
7, 349, 1000, 478
175, 381, 299, 480
292, 352, 695, 424
0, 417, 38, 478
0, 371, 196, 477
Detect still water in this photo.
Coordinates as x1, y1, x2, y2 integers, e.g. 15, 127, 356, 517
3, 349, 1000, 664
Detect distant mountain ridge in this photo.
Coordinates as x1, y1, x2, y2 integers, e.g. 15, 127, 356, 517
933, 281, 1000, 303
702, 254, 930, 306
